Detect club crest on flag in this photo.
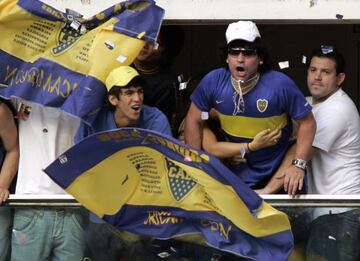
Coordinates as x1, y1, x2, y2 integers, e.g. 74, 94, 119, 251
165, 157, 197, 201
52, 23, 82, 55
45, 128, 294, 261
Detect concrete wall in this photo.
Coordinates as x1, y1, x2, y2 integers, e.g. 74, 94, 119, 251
43, 0, 360, 22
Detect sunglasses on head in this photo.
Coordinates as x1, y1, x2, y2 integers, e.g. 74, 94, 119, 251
228, 47, 257, 56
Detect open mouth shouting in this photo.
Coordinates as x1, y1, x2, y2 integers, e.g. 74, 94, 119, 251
131, 104, 142, 113
236, 66, 245, 72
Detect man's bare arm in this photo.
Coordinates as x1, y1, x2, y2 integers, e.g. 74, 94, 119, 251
283, 112, 316, 195
184, 102, 203, 149
0, 103, 19, 203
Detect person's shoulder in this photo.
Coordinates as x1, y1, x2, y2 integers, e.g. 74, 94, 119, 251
324, 89, 358, 114
200, 67, 230, 85
262, 70, 293, 82
142, 104, 166, 119
140, 105, 171, 135
0, 102, 12, 120
208, 67, 228, 76
260, 70, 298, 91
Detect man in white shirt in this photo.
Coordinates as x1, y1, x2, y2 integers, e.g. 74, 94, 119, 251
305, 46, 360, 261
11, 100, 85, 260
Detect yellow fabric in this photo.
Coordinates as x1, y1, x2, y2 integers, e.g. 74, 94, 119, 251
67, 145, 291, 238
0, 0, 146, 85
218, 112, 288, 139
105, 65, 140, 91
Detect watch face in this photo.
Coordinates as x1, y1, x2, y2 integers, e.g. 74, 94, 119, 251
292, 159, 307, 170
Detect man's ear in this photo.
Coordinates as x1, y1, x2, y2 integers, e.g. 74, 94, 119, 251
337, 72, 345, 87
108, 95, 119, 106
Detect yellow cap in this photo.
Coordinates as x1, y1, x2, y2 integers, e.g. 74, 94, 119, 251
105, 66, 140, 91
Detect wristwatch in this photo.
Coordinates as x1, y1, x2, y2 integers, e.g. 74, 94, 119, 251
291, 159, 307, 170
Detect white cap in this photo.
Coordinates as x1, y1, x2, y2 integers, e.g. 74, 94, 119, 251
225, 21, 261, 44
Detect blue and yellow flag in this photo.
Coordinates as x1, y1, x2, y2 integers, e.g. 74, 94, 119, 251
0, 0, 164, 124
45, 128, 294, 261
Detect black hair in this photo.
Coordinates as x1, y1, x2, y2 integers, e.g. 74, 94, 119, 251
106, 76, 145, 111
309, 46, 345, 75
221, 37, 270, 73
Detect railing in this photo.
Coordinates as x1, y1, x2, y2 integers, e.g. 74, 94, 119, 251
2, 194, 360, 260
5, 194, 360, 207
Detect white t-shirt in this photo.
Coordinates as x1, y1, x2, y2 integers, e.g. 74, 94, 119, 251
307, 89, 360, 194
14, 100, 81, 195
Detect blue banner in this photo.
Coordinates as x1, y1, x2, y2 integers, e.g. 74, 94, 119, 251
0, 0, 164, 124
45, 128, 294, 260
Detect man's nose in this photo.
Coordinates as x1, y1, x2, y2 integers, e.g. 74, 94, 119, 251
314, 71, 322, 80
236, 52, 246, 62
132, 92, 142, 101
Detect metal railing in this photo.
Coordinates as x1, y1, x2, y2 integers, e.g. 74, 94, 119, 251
3, 194, 360, 208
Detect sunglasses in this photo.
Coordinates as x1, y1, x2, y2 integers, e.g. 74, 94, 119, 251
228, 47, 257, 56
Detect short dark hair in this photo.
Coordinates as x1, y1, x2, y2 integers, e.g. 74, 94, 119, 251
309, 46, 345, 75
225, 38, 270, 73
106, 76, 145, 111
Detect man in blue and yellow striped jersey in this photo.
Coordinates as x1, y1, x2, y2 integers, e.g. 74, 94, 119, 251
185, 20, 316, 195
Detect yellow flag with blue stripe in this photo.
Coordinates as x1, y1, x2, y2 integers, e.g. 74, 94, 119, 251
45, 128, 294, 261
0, 0, 164, 124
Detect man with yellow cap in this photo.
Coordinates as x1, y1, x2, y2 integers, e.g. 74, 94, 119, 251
76, 65, 171, 260
76, 65, 172, 139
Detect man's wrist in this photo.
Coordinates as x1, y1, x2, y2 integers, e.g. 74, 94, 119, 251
291, 159, 307, 170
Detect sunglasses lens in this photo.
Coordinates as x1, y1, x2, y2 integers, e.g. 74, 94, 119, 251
228, 48, 256, 56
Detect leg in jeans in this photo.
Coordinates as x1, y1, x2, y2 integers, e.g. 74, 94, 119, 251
336, 209, 360, 261
11, 209, 53, 261
306, 209, 360, 261
0, 207, 11, 261
12, 208, 85, 261
52, 208, 85, 261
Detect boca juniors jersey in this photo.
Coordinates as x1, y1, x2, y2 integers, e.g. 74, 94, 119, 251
191, 68, 311, 188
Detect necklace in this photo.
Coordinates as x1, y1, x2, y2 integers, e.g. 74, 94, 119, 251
230, 73, 260, 115
230, 73, 260, 95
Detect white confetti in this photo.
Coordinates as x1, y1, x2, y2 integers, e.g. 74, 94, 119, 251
116, 55, 127, 63
302, 55, 307, 64
278, 61, 289, 69
201, 111, 209, 120
70, 20, 81, 30
179, 82, 187, 90
328, 235, 336, 240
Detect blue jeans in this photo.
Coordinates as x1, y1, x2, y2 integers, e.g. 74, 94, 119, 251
306, 209, 360, 261
0, 207, 11, 261
11, 208, 85, 261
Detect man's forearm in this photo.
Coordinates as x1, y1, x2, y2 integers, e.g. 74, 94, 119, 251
256, 143, 296, 194
295, 113, 316, 161
0, 149, 19, 189
184, 119, 203, 149
184, 103, 204, 149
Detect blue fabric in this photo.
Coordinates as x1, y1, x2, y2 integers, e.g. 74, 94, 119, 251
75, 104, 172, 143
0, 208, 11, 261
11, 209, 85, 261
191, 68, 312, 188
75, 104, 171, 225
45, 128, 294, 261
0, 0, 164, 125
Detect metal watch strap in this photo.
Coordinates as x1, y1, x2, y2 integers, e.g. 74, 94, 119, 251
291, 159, 307, 170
